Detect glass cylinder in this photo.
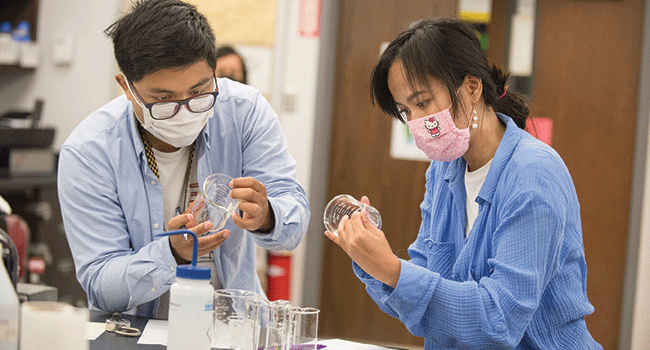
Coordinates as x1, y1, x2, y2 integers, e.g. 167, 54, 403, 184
323, 194, 382, 234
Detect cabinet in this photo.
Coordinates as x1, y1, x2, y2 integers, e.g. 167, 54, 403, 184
0, 0, 38, 74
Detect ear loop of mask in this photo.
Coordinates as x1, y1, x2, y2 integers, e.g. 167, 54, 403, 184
454, 88, 479, 130
123, 75, 146, 111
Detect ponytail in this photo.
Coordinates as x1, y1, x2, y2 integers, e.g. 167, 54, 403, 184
488, 65, 529, 129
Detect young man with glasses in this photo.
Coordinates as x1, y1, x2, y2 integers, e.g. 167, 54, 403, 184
57, 0, 310, 318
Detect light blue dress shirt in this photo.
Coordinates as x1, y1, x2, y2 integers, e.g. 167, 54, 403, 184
355, 114, 602, 349
58, 78, 310, 317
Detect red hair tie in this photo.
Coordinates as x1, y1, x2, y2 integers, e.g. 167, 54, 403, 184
499, 86, 508, 99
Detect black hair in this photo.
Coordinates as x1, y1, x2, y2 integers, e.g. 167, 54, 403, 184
104, 0, 217, 83
371, 17, 529, 129
216, 45, 248, 84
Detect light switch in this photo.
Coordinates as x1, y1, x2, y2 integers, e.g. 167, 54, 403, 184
53, 33, 74, 66
283, 87, 297, 113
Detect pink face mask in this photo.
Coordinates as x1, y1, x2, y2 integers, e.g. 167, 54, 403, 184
406, 105, 470, 162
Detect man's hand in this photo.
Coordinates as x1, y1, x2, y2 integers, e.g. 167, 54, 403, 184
167, 211, 229, 264
230, 177, 274, 233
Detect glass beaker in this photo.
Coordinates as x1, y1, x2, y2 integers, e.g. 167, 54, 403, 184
323, 194, 382, 234
287, 307, 320, 349
212, 289, 261, 350
253, 299, 291, 350
189, 173, 242, 234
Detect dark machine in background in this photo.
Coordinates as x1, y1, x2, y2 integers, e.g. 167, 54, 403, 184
0, 99, 87, 307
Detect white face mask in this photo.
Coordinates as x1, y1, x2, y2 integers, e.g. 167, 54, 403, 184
125, 76, 214, 148
138, 101, 213, 148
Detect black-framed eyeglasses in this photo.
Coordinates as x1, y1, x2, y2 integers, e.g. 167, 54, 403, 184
126, 76, 219, 120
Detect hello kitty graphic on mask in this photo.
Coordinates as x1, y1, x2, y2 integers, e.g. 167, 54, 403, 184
424, 116, 441, 137
407, 105, 470, 162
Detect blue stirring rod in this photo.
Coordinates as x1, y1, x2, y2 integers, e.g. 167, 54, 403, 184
156, 229, 198, 267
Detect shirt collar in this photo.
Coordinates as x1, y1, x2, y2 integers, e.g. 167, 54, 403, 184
476, 113, 522, 203
126, 99, 146, 167
443, 113, 522, 203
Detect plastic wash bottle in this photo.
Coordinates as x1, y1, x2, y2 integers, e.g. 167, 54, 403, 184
157, 229, 214, 350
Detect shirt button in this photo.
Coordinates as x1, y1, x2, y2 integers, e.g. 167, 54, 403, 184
374, 281, 380, 285
494, 323, 505, 332
153, 223, 159, 229
426, 240, 434, 249
150, 287, 156, 292
151, 180, 156, 185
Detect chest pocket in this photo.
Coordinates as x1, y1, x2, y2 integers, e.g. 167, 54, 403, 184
423, 239, 456, 278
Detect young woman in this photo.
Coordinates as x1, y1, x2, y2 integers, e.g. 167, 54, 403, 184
325, 18, 602, 349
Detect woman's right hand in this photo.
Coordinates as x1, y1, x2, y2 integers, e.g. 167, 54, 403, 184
324, 196, 401, 288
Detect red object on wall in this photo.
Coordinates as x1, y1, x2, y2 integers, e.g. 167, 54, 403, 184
267, 251, 291, 301
298, 0, 321, 38
525, 117, 553, 146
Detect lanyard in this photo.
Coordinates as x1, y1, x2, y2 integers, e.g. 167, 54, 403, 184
137, 122, 195, 209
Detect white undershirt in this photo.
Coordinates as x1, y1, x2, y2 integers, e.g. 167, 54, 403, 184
152, 146, 221, 319
465, 158, 493, 238
152, 147, 190, 229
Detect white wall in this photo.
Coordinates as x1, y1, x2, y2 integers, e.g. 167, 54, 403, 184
271, 0, 337, 308
0, 0, 122, 150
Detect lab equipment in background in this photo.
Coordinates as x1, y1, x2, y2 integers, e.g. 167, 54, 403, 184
0, 99, 56, 177
0, 257, 19, 350
213, 289, 261, 350
0, 98, 82, 305
156, 229, 213, 350
189, 173, 241, 234
0, 211, 31, 281
12, 21, 38, 69
0, 227, 19, 287
11, 21, 29, 42
15, 282, 57, 302
323, 194, 382, 234
20, 301, 88, 350
0, 21, 18, 65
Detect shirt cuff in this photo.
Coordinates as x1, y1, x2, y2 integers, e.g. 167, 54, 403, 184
250, 199, 277, 235
352, 261, 396, 295
381, 259, 440, 323
160, 236, 179, 269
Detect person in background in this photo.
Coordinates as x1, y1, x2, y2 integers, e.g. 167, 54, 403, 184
325, 18, 601, 349
216, 45, 248, 84
58, 0, 309, 318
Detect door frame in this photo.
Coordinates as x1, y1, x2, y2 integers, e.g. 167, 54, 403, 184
621, 3, 650, 349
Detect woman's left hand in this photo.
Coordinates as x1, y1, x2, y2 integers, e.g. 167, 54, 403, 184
324, 196, 401, 288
